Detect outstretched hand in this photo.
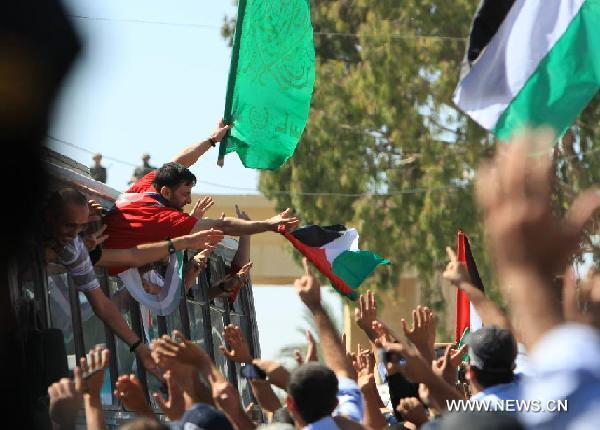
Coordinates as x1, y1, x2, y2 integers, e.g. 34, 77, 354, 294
219, 324, 253, 363
114, 374, 153, 416
152, 370, 185, 421
268, 208, 299, 232
294, 258, 321, 310
401, 306, 436, 362
354, 290, 378, 335
150, 331, 210, 370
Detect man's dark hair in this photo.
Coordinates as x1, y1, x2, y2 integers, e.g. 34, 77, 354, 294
152, 162, 196, 191
46, 188, 88, 216
468, 326, 516, 389
470, 367, 514, 388
288, 363, 338, 424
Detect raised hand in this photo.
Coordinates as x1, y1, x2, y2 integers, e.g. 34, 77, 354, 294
432, 344, 468, 385
371, 320, 400, 345
190, 196, 215, 220
294, 258, 321, 310
268, 208, 299, 232
219, 324, 253, 363
354, 290, 378, 341
292, 332, 318, 366
152, 370, 185, 421
48, 368, 83, 429
305, 330, 318, 362
378, 337, 432, 383
442, 247, 470, 286
397, 397, 428, 427
235, 261, 253, 286
476, 131, 600, 276
352, 346, 375, 390
401, 305, 436, 362
235, 204, 251, 221
210, 118, 232, 143
184, 249, 212, 292
83, 224, 109, 252
114, 374, 153, 416
150, 331, 211, 370
81, 345, 110, 398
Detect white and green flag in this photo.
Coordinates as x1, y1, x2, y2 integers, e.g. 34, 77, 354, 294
454, 0, 600, 140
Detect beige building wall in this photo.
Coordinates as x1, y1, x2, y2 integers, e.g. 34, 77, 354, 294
192, 193, 457, 349
191, 194, 303, 284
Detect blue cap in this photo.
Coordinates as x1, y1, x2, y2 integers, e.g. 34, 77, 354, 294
169, 403, 234, 430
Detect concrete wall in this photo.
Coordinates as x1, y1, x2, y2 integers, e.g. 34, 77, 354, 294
191, 194, 303, 284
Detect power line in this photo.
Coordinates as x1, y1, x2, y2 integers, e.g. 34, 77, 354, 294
47, 134, 600, 197
67, 14, 217, 30
66, 14, 467, 42
47, 135, 137, 167
46, 134, 467, 196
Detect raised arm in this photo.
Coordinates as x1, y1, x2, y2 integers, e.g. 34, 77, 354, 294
172, 120, 231, 168
193, 208, 298, 237
442, 246, 511, 329
475, 132, 600, 350
295, 258, 355, 380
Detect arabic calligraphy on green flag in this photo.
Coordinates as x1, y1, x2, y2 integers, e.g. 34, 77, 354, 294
219, 0, 316, 170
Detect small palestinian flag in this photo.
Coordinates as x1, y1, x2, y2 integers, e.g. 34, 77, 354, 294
455, 230, 484, 344
279, 224, 390, 300
454, 0, 600, 141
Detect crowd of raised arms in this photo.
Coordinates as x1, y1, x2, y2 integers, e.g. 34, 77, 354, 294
43, 125, 600, 430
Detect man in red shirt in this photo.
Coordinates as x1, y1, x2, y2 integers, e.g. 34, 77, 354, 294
103, 120, 298, 275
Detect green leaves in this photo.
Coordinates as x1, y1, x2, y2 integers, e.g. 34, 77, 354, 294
224, 1, 600, 334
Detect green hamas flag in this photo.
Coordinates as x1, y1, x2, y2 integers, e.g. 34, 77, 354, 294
219, 0, 316, 170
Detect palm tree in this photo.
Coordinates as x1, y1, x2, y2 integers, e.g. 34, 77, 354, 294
276, 296, 343, 367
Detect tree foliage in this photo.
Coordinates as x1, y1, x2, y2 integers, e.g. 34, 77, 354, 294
223, 1, 600, 318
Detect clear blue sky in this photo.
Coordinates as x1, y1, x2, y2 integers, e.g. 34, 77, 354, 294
51, 0, 343, 360
50, 0, 258, 194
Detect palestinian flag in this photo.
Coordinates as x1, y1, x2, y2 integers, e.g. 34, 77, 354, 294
279, 225, 389, 300
454, 0, 600, 141
455, 231, 484, 344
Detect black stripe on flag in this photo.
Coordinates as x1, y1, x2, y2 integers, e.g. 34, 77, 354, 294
461, 0, 515, 77
463, 234, 484, 293
291, 224, 346, 247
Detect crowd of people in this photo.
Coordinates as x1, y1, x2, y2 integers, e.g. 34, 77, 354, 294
43, 128, 599, 430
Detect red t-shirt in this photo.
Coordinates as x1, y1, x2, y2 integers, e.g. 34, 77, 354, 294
103, 171, 197, 274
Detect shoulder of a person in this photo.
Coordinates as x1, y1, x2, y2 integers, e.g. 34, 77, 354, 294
333, 415, 365, 430
56, 236, 84, 263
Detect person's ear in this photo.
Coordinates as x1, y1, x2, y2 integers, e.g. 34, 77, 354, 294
160, 186, 171, 200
